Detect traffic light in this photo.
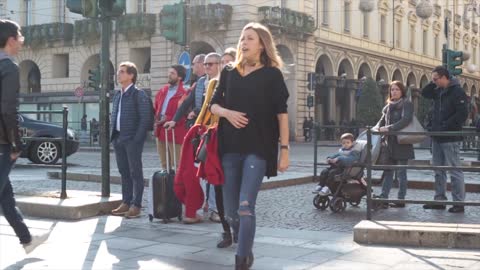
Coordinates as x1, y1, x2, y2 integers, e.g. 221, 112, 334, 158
446, 49, 470, 76
307, 72, 316, 91
307, 94, 314, 108
67, 0, 99, 18
87, 67, 100, 90
99, 0, 125, 17
160, 3, 186, 45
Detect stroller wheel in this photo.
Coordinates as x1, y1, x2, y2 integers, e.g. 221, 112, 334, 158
349, 200, 361, 207
330, 197, 347, 213
313, 195, 330, 210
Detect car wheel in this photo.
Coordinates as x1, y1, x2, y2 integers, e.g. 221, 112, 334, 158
31, 141, 60, 164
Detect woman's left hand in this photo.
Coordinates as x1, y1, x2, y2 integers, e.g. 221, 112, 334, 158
278, 151, 289, 173
379, 126, 389, 132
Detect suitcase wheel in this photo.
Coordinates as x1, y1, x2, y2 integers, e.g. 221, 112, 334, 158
148, 214, 153, 222
178, 216, 183, 222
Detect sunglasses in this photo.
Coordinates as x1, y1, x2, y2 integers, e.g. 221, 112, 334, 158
204, 62, 219, 67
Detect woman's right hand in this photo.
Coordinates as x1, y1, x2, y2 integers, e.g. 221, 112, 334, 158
225, 109, 249, 129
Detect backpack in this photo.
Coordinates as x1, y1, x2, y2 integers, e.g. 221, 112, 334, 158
133, 89, 155, 131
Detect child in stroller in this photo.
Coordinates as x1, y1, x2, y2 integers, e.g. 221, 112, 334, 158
312, 132, 371, 212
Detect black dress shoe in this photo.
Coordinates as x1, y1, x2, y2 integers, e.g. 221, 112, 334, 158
448, 206, 465, 213
423, 204, 446, 210
389, 203, 405, 208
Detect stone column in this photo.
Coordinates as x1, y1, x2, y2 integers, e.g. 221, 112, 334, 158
346, 80, 360, 122
324, 76, 337, 123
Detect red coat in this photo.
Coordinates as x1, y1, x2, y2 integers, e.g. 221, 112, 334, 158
174, 125, 204, 218
196, 124, 224, 186
154, 81, 188, 143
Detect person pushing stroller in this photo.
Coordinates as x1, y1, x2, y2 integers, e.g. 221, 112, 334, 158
312, 133, 360, 196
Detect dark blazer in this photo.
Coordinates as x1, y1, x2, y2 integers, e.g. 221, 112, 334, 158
110, 84, 150, 144
375, 98, 415, 160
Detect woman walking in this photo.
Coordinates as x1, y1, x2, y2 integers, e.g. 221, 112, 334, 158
210, 22, 289, 269
375, 81, 415, 208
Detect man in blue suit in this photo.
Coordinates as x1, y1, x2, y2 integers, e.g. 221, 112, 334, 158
110, 61, 151, 218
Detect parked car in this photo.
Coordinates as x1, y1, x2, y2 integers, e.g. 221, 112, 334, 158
18, 114, 80, 164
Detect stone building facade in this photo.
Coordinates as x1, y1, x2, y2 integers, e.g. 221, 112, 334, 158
1, 0, 479, 140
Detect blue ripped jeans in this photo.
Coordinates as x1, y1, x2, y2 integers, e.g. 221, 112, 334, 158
221, 153, 266, 258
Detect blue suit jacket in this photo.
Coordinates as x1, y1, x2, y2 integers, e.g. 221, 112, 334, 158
110, 84, 150, 143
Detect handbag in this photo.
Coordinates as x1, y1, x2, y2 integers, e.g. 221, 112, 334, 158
397, 105, 427, 144
376, 138, 392, 165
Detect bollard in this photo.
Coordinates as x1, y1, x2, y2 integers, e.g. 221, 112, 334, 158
61, 106, 68, 199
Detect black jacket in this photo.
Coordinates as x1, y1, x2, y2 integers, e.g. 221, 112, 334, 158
421, 78, 468, 142
0, 51, 22, 152
375, 99, 415, 160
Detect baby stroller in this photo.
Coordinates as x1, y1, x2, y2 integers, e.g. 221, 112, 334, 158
313, 130, 381, 212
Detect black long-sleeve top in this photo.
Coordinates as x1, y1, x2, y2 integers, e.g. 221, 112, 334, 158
210, 66, 289, 177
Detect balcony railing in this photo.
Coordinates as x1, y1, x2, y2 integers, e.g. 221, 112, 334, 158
116, 13, 156, 40
23, 23, 73, 48
258, 6, 315, 39
74, 19, 100, 44
190, 3, 233, 31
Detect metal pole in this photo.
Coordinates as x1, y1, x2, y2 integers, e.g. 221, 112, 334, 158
61, 106, 68, 199
184, 0, 190, 52
366, 127, 373, 220
100, 14, 112, 198
313, 122, 318, 182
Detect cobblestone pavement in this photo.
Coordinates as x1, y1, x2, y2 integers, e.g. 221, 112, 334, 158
14, 142, 480, 183
255, 184, 480, 232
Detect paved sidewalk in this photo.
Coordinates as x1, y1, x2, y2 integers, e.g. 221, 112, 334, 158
1, 214, 479, 270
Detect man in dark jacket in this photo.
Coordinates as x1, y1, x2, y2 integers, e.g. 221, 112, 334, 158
421, 66, 468, 213
0, 19, 49, 253
110, 61, 151, 218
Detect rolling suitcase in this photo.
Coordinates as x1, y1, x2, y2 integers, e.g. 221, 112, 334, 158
148, 128, 182, 223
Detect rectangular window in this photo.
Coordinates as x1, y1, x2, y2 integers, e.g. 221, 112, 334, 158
52, 54, 69, 78
410, 25, 415, 51
423, 30, 428, 55
322, 0, 329, 26
344, 2, 351, 33
363, 13, 369, 38
434, 35, 439, 58
380, 15, 386, 43
395, 20, 401, 48
137, 0, 146, 13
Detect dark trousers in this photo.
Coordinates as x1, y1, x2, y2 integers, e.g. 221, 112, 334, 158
0, 144, 31, 244
113, 139, 145, 208
318, 165, 343, 191
213, 185, 231, 235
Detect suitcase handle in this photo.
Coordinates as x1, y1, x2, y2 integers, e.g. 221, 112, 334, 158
164, 128, 176, 170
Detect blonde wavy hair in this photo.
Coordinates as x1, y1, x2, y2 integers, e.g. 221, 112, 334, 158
233, 22, 283, 70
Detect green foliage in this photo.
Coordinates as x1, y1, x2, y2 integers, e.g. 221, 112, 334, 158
356, 78, 384, 127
